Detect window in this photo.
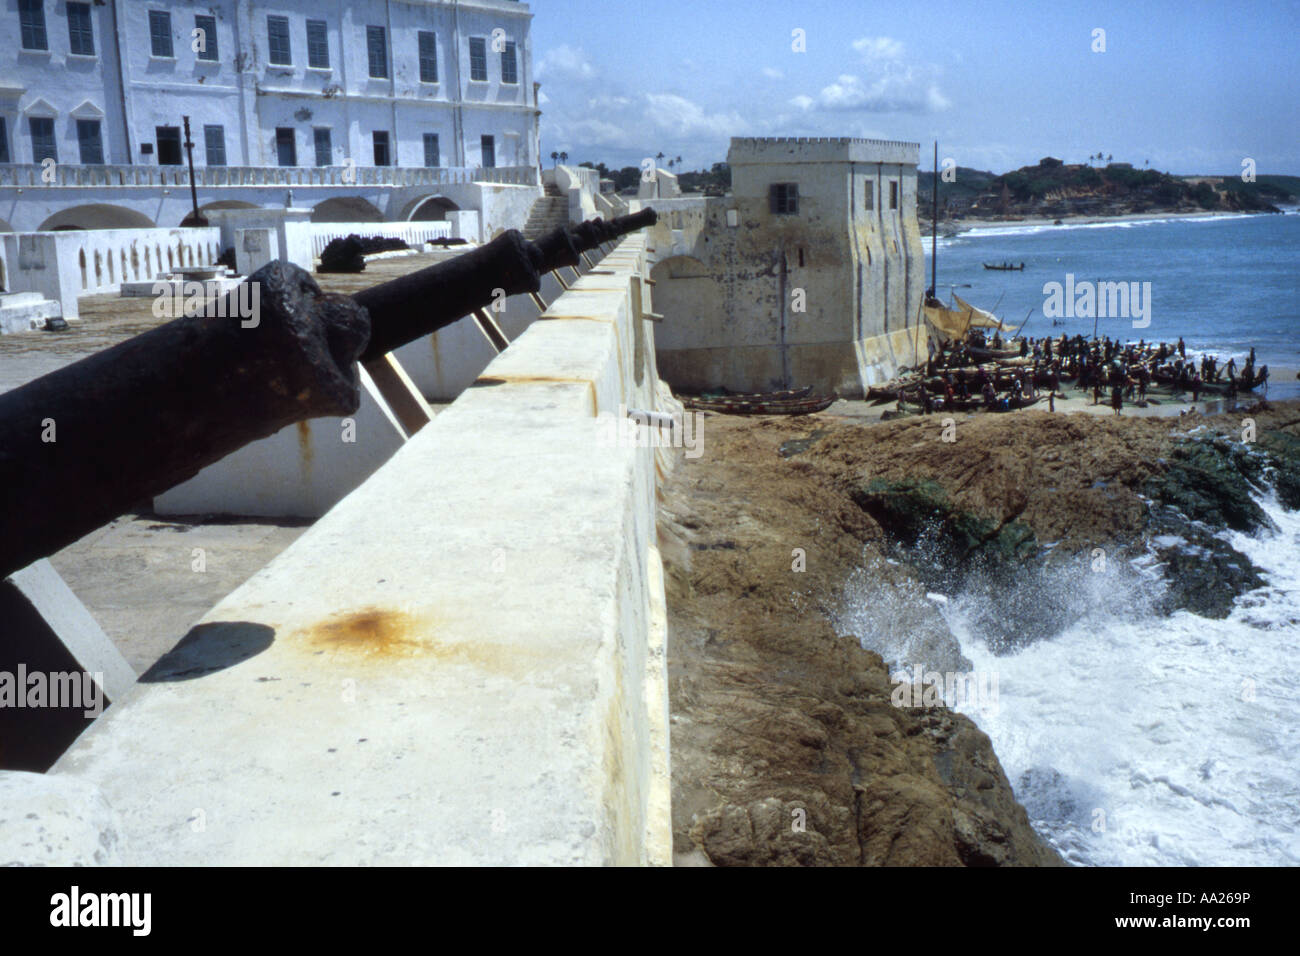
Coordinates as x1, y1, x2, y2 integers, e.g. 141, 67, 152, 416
67, 2, 94, 56
313, 128, 331, 167
889, 181, 898, 209
365, 26, 387, 78
469, 37, 487, 81
29, 117, 56, 163
76, 119, 103, 164
864, 183, 874, 211
267, 15, 291, 65
501, 41, 518, 84
148, 10, 173, 58
275, 128, 296, 166
306, 20, 329, 69
769, 183, 798, 215
418, 31, 437, 82
480, 134, 495, 168
0, 118, 9, 164
18, 0, 47, 51
204, 125, 226, 166
194, 14, 217, 61
372, 131, 390, 167
155, 126, 181, 164
423, 133, 439, 168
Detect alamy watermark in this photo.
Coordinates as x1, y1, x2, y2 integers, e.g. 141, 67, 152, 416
0, 666, 104, 718
1043, 273, 1152, 328
890, 664, 999, 716
152, 280, 261, 327
597, 404, 703, 458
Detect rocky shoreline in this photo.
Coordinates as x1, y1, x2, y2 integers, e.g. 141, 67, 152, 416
663, 399, 1300, 865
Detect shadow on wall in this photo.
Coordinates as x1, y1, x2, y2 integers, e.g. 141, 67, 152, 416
139, 622, 275, 683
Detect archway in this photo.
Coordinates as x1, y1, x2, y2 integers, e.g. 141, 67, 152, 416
405, 196, 460, 221
310, 197, 384, 223
648, 255, 725, 354
37, 205, 155, 231
180, 200, 261, 227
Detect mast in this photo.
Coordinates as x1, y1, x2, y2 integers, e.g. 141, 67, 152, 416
931, 141, 938, 296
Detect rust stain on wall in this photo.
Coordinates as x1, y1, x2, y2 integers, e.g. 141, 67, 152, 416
296, 421, 314, 472
296, 606, 546, 676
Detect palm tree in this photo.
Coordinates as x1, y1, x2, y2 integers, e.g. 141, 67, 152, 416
559, 151, 568, 165
550, 151, 558, 167
1106, 153, 1113, 163
675, 155, 683, 168
656, 151, 665, 166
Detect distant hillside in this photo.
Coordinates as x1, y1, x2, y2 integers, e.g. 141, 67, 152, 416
920, 157, 1292, 223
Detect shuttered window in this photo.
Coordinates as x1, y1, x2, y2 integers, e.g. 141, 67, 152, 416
194, 15, 217, 61
149, 10, 173, 58
501, 41, 518, 84
306, 20, 329, 68
68, 2, 95, 56
469, 37, 487, 81
418, 31, 438, 82
769, 183, 798, 215
267, 15, 291, 65
19, 0, 47, 51
366, 26, 387, 78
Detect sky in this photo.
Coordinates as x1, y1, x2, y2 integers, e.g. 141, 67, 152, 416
530, 0, 1300, 176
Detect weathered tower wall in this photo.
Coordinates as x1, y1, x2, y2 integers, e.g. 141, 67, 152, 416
652, 137, 926, 397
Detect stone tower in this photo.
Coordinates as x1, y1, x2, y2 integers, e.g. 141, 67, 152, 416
651, 136, 926, 397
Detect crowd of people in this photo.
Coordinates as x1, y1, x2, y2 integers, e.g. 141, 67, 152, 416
903, 331, 1269, 417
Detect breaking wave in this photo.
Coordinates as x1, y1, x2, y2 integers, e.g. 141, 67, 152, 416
936, 493, 1300, 866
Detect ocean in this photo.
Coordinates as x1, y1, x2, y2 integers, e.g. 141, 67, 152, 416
890, 212, 1300, 866
926, 210, 1300, 401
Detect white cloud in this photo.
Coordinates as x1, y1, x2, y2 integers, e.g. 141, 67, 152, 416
762, 67, 784, 80
791, 36, 950, 114
852, 36, 906, 63
536, 45, 597, 81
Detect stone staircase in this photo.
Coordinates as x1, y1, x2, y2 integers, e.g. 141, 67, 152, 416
523, 182, 570, 239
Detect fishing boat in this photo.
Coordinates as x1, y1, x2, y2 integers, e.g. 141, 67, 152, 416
683, 391, 835, 416
983, 262, 1025, 271
695, 385, 813, 403
968, 344, 1022, 361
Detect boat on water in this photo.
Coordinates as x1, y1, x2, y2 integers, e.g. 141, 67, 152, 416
983, 262, 1026, 271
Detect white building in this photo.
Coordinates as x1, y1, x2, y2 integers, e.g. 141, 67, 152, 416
648, 137, 927, 397
0, 0, 541, 231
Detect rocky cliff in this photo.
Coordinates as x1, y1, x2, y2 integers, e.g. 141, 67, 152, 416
663, 400, 1300, 866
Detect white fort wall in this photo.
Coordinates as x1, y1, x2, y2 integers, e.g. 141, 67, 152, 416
0, 228, 222, 320
47, 233, 675, 866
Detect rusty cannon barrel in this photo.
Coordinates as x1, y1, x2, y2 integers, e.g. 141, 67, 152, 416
0, 209, 656, 580
356, 208, 657, 362
0, 262, 370, 580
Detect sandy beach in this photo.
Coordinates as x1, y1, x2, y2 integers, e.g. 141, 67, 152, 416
942, 208, 1265, 234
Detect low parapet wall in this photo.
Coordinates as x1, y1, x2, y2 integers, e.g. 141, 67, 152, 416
49, 234, 676, 866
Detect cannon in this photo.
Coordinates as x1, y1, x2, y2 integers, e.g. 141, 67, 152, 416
0, 209, 657, 580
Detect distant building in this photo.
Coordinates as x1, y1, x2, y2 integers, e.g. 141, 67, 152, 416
649, 137, 926, 397
0, 0, 541, 231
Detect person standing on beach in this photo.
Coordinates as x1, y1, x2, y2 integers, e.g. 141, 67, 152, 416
1178, 337, 1186, 358
1111, 385, 1123, 416
1192, 373, 1201, 403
